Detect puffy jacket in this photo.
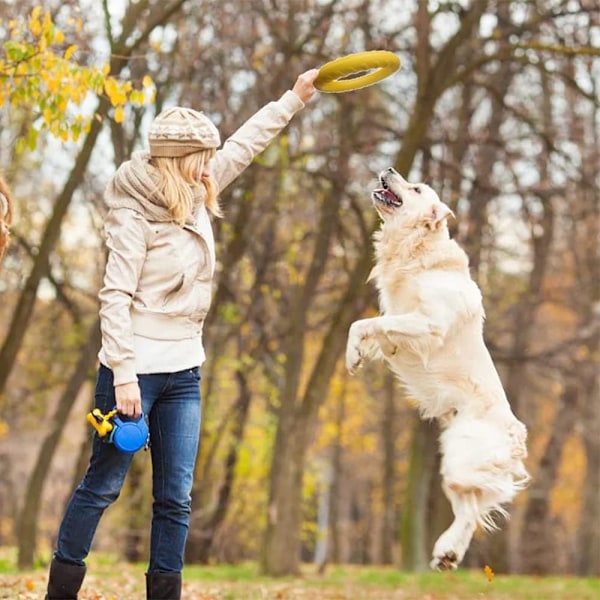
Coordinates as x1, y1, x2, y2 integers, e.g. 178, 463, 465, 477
98, 90, 305, 384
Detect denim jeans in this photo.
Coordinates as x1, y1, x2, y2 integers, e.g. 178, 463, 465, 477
55, 363, 201, 573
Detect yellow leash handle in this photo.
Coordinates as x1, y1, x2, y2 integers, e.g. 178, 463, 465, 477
86, 408, 118, 437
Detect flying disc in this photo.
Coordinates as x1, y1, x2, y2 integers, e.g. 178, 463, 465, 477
314, 51, 401, 93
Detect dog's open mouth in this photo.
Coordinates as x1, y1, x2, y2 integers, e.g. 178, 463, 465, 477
372, 188, 403, 207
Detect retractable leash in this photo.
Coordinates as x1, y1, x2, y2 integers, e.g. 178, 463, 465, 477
87, 407, 149, 453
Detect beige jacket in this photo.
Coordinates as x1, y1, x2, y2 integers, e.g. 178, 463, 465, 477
98, 90, 305, 384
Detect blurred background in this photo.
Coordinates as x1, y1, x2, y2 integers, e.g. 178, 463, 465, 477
0, 0, 598, 578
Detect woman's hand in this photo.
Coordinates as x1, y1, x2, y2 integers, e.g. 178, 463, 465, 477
292, 68, 320, 103
115, 382, 142, 417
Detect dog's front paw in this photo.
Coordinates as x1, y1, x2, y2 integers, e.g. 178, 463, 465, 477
345, 343, 364, 375
346, 322, 369, 375
430, 551, 458, 571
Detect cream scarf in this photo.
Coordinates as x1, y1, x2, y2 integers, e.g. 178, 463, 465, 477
104, 151, 204, 224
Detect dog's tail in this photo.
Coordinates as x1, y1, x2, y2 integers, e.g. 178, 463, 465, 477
475, 459, 531, 532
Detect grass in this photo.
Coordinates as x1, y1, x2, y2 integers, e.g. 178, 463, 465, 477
0, 548, 599, 599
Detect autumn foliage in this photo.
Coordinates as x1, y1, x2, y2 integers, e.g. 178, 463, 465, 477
0, 7, 154, 151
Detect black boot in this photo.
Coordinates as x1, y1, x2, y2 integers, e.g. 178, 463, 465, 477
45, 557, 86, 600
146, 572, 182, 600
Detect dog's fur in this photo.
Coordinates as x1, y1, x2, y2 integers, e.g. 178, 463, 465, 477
346, 168, 529, 570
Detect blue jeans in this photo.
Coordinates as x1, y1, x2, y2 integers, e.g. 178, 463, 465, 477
55, 364, 201, 573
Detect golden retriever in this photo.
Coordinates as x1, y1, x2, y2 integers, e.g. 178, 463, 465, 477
346, 168, 529, 570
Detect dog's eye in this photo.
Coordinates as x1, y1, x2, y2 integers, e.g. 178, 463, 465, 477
412, 186, 422, 194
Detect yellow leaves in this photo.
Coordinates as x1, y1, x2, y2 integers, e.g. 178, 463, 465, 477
484, 564, 495, 582
1, 8, 155, 150
128, 89, 145, 106
104, 78, 126, 106
28, 14, 42, 37
64, 44, 77, 60
114, 106, 125, 124
42, 107, 53, 124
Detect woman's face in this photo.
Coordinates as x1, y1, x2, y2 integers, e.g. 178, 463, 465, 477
200, 163, 211, 179
194, 156, 211, 181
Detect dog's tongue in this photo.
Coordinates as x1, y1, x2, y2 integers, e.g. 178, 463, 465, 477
375, 188, 400, 205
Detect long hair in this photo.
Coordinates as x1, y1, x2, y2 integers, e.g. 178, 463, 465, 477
152, 149, 221, 224
0, 174, 13, 261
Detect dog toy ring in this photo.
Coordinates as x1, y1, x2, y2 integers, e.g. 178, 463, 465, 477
314, 51, 401, 93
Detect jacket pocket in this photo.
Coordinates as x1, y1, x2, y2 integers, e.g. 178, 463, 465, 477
163, 273, 185, 306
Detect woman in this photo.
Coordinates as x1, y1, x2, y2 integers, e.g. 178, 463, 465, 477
46, 68, 319, 600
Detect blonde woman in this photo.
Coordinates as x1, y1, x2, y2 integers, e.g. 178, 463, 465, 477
46, 68, 319, 600
0, 174, 12, 261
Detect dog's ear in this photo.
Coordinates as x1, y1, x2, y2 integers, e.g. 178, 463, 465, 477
425, 203, 454, 230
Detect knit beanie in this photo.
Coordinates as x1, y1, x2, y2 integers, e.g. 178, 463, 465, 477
148, 107, 221, 158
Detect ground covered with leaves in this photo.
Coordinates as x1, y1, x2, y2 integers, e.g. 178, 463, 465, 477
0, 553, 599, 599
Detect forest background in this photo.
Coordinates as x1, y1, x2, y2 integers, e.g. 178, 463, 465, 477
0, 0, 599, 584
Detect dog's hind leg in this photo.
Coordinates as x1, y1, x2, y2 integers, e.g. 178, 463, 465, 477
430, 485, 478, 571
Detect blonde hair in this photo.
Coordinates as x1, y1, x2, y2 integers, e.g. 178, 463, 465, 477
152, 149, 221, 224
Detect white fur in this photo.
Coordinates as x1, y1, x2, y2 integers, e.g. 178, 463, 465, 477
346, 168, 529, 570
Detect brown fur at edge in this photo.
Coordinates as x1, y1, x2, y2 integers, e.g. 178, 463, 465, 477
0, 174, 13, 261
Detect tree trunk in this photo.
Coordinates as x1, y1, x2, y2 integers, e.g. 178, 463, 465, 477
17, 319, 101, 569
380, 374, 397, 564
261, 409, 306, 575
261, 249, 373, 575
186, 369, 252, 563
576, 373, 600, 575
261, 100, 359, 574
122, 455, 148, 563
518, 383, 579, 574
328, 385, 346, 565
400, 416, 438, 571
575, 46, 600, 576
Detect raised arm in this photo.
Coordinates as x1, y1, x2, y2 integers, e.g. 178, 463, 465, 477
210, 68, 319, 193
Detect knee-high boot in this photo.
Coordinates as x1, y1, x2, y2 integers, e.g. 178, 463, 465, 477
45, 557, 86, 600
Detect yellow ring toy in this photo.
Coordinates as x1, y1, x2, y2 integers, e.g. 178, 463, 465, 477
314, 51, 401, 93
